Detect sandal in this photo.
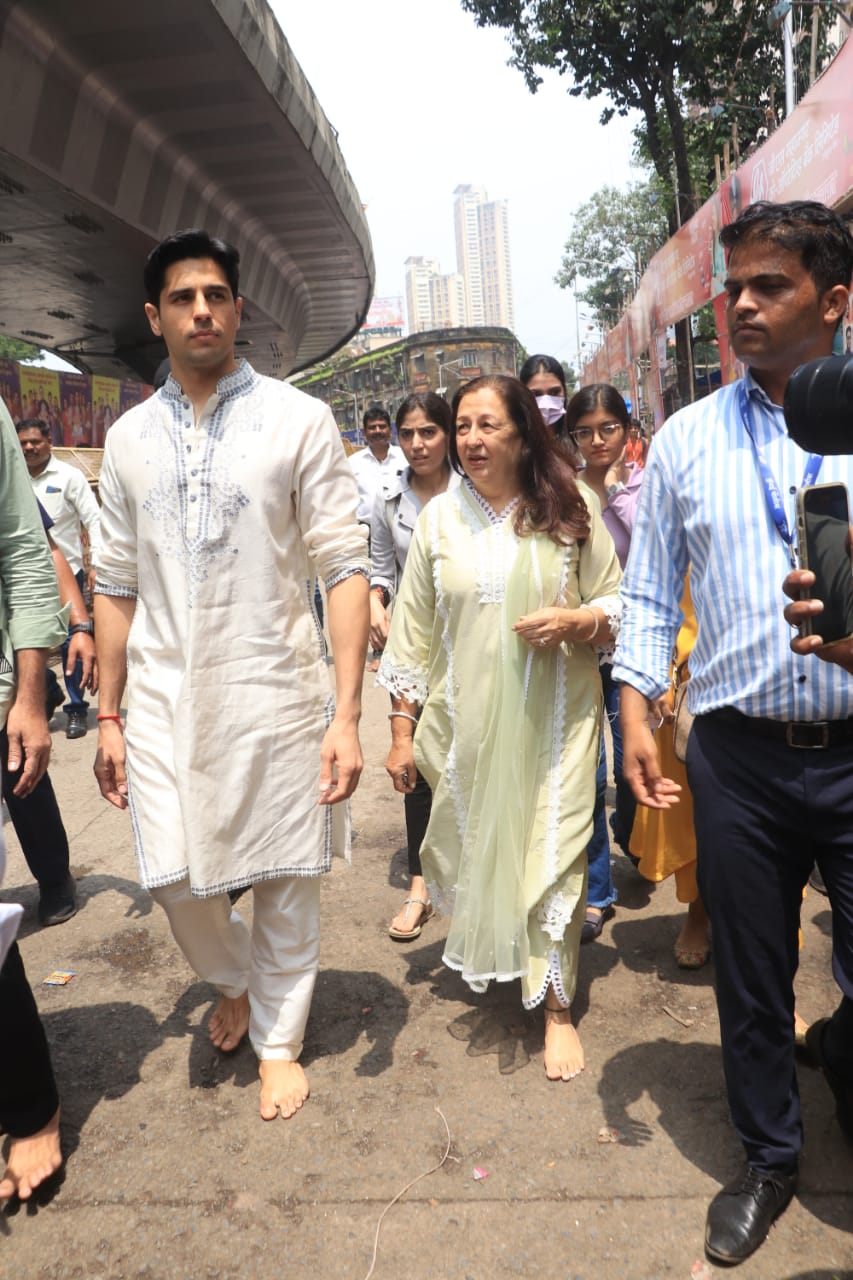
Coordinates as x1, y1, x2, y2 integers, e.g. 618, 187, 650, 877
388, 896, 434, 941
674, 941, 711, 969
580, 904, 614, 944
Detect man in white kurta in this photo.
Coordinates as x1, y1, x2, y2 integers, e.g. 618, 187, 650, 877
93, 230, 369, 1122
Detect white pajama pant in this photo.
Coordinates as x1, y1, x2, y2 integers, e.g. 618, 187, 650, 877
150, 876, 321, 1061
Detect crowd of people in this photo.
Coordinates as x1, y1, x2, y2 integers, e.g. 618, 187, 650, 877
1, 200, 852, 1269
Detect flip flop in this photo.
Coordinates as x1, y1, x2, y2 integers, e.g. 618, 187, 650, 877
388, 897, 434, 941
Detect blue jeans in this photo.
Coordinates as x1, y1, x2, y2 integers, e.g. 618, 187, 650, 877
586, 734, 616, 910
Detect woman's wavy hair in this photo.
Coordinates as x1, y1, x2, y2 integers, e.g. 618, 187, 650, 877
449, 375, 590, 545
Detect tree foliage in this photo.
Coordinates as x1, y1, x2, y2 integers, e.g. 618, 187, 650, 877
0, 335, 41, 362
554, 181, 669, 326
459, 1, 828, 231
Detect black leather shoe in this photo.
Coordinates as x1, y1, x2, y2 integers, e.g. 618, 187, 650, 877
45, 681, 65, 721
65, 708, 88, 739
805, 1017, 853, 1144
38, 874, 78, 927
705, 1164, 798, 1264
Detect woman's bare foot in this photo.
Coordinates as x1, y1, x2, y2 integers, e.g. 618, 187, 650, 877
0, 1107, 62, 1201
208, 992, 250, 1051
258, 1061, 310, 1120
674, 897, 711, 968
543, 1004, 585, 1081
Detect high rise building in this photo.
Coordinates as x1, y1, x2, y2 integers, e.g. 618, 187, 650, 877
429, 272, 466, 329
404, 255, 440, 334
405, 185, 514, 334
478, 197, 515, 331
453, 184, 487, 326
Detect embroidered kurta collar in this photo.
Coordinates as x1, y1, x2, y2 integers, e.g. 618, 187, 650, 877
162, 359, 258, 405
463, 477, 521, 526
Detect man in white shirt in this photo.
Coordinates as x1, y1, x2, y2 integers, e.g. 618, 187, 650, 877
348, 405, 404, 669
348, 405, 405, 526
17, 419, 101, 739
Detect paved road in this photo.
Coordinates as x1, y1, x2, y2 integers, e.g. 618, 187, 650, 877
2, 673, 851, 1279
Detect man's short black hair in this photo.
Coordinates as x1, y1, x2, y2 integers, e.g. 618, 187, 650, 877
143, 229, 240, 306
362, 404, 390, 429
16, 417, 50, 437
720, 200, 853, 298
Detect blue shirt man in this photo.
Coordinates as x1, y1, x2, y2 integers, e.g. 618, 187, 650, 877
613, 201, 853, 1266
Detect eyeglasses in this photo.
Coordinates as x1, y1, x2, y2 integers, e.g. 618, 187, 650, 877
569, 422, 624, 445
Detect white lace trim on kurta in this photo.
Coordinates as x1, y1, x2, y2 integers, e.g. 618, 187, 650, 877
376, 659, 429, 706
523, 948, 571, 1010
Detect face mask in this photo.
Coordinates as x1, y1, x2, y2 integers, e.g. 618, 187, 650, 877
534, 394, 565, 427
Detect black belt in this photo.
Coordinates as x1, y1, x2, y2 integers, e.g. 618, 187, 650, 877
705, 707, 853, 750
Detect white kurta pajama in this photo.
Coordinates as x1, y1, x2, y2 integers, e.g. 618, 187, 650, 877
95, 362, 368, 1058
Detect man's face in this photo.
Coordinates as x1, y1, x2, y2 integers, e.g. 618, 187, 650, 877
724, 238, 844, 375
18, 427, 51, 474
364, 416, 391, 454
144, 257, 241, 378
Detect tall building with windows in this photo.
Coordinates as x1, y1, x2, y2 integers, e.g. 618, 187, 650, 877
406, 184, 514, 333
404, 255, 440, 334
429, 272, 466, 329
453, 184, 487, 326
478, 197, 515, 330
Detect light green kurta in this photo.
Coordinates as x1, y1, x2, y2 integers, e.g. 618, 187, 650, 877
378, 480, 622, 1008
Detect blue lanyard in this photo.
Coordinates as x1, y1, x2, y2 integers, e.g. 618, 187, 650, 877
738, 382, 822, 567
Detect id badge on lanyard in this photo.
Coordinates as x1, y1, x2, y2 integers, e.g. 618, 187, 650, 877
738, 383, 822, 569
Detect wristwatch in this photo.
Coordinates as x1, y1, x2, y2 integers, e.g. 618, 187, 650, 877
69, 621, 94, 635
605, 482, 626, 499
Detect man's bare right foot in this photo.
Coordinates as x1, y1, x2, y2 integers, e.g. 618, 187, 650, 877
0, 1107, 62, 1201
258, 1060, 310, 1120
208, 992, 250, 1051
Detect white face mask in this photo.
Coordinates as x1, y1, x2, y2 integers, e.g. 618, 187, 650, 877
534, 394, 565, 427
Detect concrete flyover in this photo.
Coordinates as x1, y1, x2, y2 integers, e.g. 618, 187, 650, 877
0, 0, 374, 381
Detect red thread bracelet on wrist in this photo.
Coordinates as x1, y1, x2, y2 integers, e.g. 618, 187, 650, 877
97, 714, 123, 724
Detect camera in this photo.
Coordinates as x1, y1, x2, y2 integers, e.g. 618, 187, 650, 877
784, 353, 853, 455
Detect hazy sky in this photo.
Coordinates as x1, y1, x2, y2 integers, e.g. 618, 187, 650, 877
275, 0, 643, 366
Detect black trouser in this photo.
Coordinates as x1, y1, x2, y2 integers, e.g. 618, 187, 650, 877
687, 712, 853, 1171
0, 728, 70, 892
0, 942, 59, 1137
404, 772, 432, 879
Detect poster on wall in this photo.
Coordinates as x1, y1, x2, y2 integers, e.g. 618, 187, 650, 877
58, 371, 93, 447
0, 358, 21, 423
19, 367, 61, 444
91, 375, 121, 447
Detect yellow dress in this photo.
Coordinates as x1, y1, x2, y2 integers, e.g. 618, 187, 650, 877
629, 577, 699, 904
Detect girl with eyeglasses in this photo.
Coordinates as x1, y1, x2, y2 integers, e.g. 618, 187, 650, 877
564, 384, 644, 942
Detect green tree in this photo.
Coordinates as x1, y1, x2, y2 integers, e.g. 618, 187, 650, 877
459, 1, 804, 227
0, 335, 40, 362
554, 181, 669, 328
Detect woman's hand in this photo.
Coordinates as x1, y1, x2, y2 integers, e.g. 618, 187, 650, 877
513, 606, 598, 648
386, 737, 417, 794
604, 446, 629, 493
369, 592, 391, 652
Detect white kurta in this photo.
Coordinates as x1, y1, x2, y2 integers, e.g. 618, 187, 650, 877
95, 362, 369, 897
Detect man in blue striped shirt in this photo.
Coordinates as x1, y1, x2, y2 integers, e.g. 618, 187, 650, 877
613, 201, 853, 1265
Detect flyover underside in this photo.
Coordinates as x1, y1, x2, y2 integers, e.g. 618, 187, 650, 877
0, 0, 373, 381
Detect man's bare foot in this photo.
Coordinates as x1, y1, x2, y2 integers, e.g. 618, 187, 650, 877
543, 1005, 585, 1081
258, 1060, 310, 1120
0, 1107, 62, 1201
208, 992, 250, 1052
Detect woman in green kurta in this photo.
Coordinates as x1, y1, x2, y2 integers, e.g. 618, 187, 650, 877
378, 376, 622, 1080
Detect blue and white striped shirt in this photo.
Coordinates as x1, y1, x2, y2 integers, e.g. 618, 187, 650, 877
612, 372, 853, 721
